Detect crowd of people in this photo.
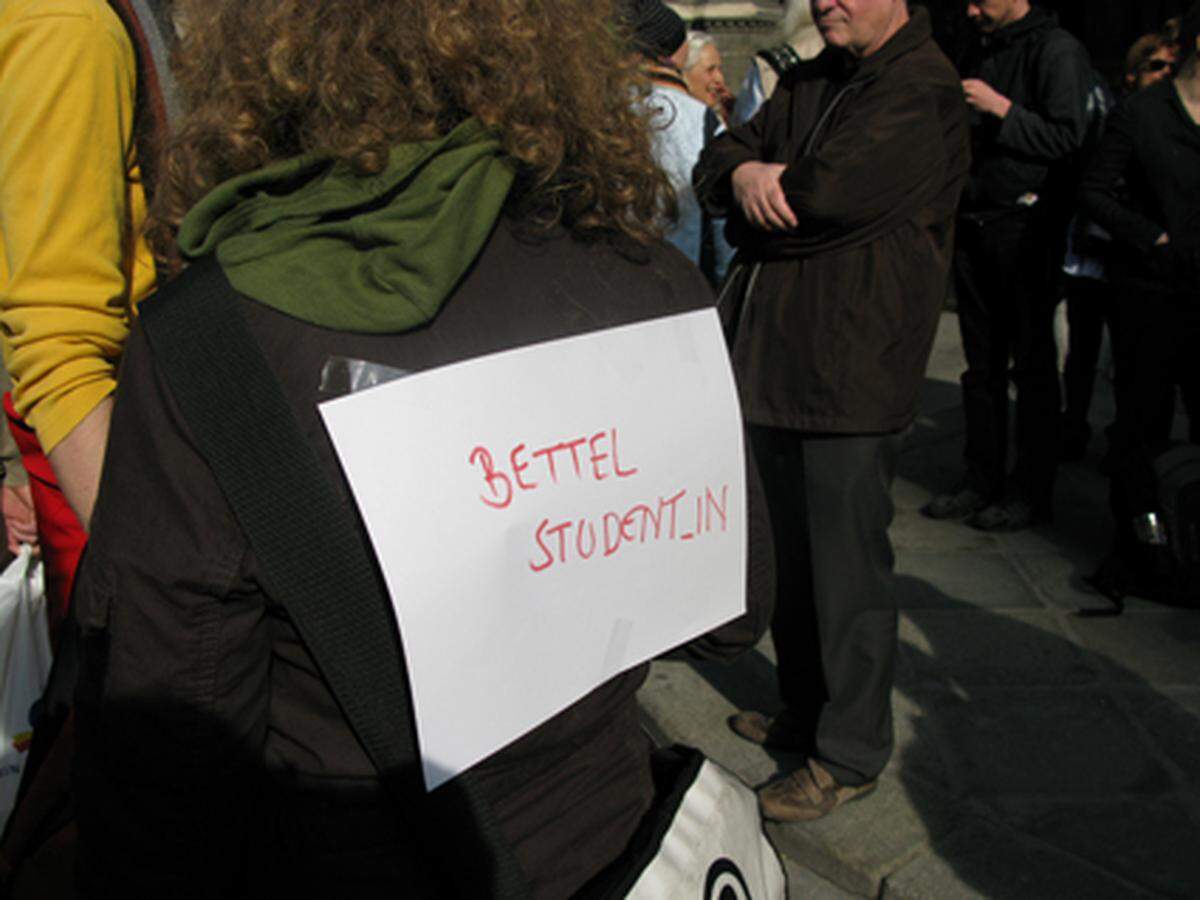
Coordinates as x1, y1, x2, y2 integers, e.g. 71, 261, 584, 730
0, 0, 1196, 895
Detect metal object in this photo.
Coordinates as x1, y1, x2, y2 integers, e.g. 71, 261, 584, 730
1133, 512, 1169, 546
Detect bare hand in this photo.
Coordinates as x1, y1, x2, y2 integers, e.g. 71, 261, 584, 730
962, 78, 1013, 119
2, 483, 38, 555
731, 162, 798, 231
1155, 232, 1170, 246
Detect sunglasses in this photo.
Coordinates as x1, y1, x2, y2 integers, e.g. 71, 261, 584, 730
1139, 58, 1174, 74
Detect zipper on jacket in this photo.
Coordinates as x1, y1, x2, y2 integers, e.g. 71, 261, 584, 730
804, 77, 874, 155
734, 262, 764, 341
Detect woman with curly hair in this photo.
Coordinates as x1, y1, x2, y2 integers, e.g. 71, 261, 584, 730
68, 0, 770, 897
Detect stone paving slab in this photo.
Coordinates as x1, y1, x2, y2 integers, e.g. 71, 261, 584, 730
1070, 610, 1200, 686
1110, 687, 1200, 786
991, 797, 1200, 899
894, 552, 1041, 609
879, 818, 1158, 900
636, 313, 1200, 897
638, 656, 783, 790
918, 688, 1175, 798
782, 857, 864, 899
1008, 551, 1122, 612
883, 689, 963, 797
897, 609, 1099, 688
889, 507, 996, 553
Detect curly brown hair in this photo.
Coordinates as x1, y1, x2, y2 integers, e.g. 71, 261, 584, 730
151, 0, 675, 254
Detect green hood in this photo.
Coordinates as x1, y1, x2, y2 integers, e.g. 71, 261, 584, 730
177, 118, 516, 332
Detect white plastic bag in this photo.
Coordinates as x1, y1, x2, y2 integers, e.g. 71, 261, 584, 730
0, 545, 50, 832
625, 755, 785, 900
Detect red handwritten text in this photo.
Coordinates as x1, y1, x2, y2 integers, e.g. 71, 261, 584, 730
529, 484, 730, 573
468, 427, 638, 510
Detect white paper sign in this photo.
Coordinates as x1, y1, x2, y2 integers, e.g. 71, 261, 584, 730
319, 309, 746, 789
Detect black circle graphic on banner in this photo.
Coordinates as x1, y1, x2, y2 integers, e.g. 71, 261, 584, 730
705, 858, 753, 900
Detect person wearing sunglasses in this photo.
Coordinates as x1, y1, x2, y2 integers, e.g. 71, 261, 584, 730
1125, 32, 1178, 94
1081, 3, 1200, 599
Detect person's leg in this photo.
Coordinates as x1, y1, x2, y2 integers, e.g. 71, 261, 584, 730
955, 223, 1010, 503
746, 424, 824, 747
1061, 275, 1107, 460
1107, 291, 1178, 554
800, 433, 902, 787
1008, 217, 1062, 519
1170, 299, 1200, 445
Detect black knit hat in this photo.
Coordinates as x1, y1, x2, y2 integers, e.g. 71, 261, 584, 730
1181, 1, 1200, 62
617, 0, 687, 59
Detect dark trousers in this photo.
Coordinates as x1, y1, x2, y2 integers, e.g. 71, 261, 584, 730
1108, 289, 1200, 545
1061, 275, 1114, 443
955, 213, 1062, 512
749, 426, 901, 787
1108, 288, 1200, 452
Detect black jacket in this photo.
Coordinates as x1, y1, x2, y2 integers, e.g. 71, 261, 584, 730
694, 8, 969, 433
1080, 80, 1200, 295
71, 222, 775, 898
959, 6, 1092, 215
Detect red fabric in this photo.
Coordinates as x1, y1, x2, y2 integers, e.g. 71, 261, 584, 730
3, 393, 86, 646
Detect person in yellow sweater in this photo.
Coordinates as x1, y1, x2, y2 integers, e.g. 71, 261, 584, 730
0, 4, 173, 891
0, 0, 156, 534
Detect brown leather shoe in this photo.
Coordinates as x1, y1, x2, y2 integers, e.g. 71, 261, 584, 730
758, 759, 877, 822
728, 710, 810, 751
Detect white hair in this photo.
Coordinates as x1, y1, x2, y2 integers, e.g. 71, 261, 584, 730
683, 30, 717, 73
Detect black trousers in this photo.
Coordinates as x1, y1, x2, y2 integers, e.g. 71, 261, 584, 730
955, 213, 1063, 512
1108, 289, 1200, 546
1061, 274, 1114, 442
749, 426, 901, 787
1108, 287, 1200, 452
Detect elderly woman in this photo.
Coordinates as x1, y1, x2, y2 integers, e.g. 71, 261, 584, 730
69, 0, 771, 896
683, 31, 733, 122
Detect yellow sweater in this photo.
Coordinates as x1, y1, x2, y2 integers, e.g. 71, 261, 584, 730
0, 0, 155, 453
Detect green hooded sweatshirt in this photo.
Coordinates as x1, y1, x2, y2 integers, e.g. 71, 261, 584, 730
177, 118, 515, 333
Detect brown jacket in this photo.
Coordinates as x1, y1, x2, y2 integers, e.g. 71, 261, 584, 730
695, 8, 969, 434
71, 221, 774, 898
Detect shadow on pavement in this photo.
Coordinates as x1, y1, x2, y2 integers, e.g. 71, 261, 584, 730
677, 569, 1200, 898
660, 372, 1200, 898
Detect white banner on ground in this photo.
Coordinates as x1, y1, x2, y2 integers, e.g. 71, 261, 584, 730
320, 309, 746, 789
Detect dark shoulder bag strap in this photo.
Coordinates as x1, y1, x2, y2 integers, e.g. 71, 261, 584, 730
139, 260, 531, 899
106, 0, 175, 195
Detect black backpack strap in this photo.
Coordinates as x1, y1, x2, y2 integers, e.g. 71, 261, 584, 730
139, 259, 531, 899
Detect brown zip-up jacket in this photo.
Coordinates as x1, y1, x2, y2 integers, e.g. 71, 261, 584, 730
695, 8, 969, 434
71, 220, 774, 898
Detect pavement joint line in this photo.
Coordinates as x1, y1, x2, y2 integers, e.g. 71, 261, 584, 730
1048, 607, 1105, 655
992, 540, 1066, 615
1003, 548, 1075, 614
1104, 688, 1199, 789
